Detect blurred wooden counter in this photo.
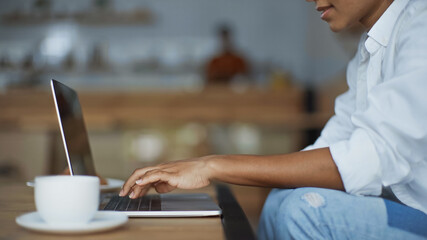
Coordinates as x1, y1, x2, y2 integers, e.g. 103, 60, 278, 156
0, 87, 331, 131
0, 182, 224, 240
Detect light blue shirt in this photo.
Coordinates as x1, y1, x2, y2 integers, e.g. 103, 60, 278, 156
306, 0, 427, 214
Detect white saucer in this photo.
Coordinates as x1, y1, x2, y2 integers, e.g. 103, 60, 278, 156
26, 178, 124, 192
16, 211, 128, 234
101, 178, 125, 191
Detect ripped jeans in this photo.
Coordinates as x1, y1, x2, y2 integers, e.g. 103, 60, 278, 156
257, 188, 427, 240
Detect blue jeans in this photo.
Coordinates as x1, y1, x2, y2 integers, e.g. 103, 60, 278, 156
258, 188, 427, 240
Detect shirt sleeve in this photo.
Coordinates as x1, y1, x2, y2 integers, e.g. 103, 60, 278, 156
330, 11, 427, 196
304, 87, 356, 151
303, 37, 363, 151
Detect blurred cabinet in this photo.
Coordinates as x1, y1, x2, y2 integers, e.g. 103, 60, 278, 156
0, 87, 332, 180
0, 87, 330, 130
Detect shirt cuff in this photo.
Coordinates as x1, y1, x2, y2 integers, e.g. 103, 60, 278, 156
302, 137, 329, 151
329, 128, 383, 196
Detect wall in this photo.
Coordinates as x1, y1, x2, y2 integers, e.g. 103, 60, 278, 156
0, 0, 357, 89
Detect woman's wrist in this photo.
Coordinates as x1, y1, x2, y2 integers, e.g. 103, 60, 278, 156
201, 154, 224, 182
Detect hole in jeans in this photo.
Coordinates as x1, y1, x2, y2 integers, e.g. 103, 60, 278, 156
301, 192, 326, 208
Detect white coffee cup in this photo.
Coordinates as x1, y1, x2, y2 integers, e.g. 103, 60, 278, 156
35, 175, 100, 226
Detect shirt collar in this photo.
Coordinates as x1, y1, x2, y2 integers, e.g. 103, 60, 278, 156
366, 0, 411, 53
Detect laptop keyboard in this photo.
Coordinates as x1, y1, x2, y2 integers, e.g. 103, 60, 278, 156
104, 194, 162, 211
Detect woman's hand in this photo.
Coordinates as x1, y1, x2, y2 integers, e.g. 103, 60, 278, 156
119, 156, 215, 199
119, 148, 344, 199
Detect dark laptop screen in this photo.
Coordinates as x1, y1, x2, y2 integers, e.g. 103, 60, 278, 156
51, 79, 96, 176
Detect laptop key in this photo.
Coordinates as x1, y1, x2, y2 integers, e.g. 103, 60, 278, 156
104, 195, 121, 211
104, 194, 162, 211
138, 196, 150, 211
127, 197, 141, 211
116, 196, 131, 211
150, 195, 161, 211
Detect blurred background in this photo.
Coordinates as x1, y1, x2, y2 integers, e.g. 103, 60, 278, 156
0, 0, 363, 230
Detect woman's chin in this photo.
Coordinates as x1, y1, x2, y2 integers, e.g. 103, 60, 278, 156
328, 23, 342, 32
328, 22, 349, 33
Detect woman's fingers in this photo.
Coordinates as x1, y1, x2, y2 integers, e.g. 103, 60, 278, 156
129, 183, 152, 199
120, 157, 212, 197
120, 167, 154, 196
120, 168, 172, 197
136, 185, 152, 198
154, 182, 176, 193
128, 185, 141, 199
136, 170, 173, 188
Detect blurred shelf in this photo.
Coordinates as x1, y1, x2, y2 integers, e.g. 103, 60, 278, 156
0, 87, 332, 131
1, 9, 153, 26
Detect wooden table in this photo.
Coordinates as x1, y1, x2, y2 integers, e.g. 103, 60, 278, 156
0, 182, 225, 240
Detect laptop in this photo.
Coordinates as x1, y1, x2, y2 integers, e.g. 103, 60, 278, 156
50, 79, 222, 217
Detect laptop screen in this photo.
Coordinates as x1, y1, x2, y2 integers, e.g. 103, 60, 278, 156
51, 79, 96, 176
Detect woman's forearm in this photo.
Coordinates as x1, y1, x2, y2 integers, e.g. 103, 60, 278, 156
206, 147, 345, 190
120, 147, 345, 198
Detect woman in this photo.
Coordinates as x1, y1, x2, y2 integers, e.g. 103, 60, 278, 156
120, 0, 427, 239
